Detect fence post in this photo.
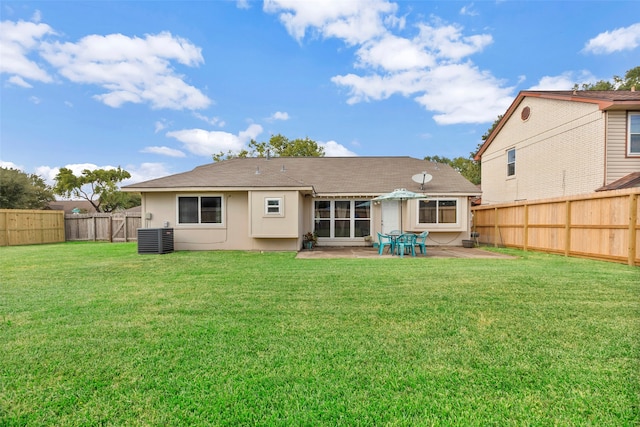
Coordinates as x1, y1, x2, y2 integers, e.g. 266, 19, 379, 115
564, 200, 571, 257
629, 193, 638, 266
494, 207, 499, 247
523, 204, 529, 251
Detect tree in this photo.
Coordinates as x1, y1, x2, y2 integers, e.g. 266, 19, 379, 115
213, 134, 325, 161
573, 66, 640, 91
0, 167, 55, 209
99, 191, 141, 213
424, 155, 481, 185
481, 115, 503, 142
53, 167, 131, 212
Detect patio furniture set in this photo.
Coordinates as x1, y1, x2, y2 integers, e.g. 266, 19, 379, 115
377, 231, 429, 257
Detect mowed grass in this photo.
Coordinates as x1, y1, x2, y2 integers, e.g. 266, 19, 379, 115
1, 242, 638, 426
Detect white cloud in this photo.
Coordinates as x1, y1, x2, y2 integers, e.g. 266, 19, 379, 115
415, 22, 492, 61
356, 34, 435, 71
141, 146, 186, 158
460, 3, 478, 17
266, 2, 509, 125
193, 112, 225, 127
1, 160, 24, 170
124, 162, 171, 185
413, 63, 513, 124
264, 0, 396, 45
34, 162, 169, 188
269, 111, 290, 121
40, 31, 211, 110
154, 119, 169, 133
31, 10, 42, 23
320, 140, 357, 156
332, 69, 425, 103
167, 123, 263, 156
35, 163, 118, 186
583, 22, 640, 54
529, 70, 597, 90
7, 75, 32, 87
529, 74, 574, 90
236, 0, 251, 10
0, 19, 55, 84
29, 95, 41, 104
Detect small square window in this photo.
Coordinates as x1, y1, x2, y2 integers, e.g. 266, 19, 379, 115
265, 198, 283, 215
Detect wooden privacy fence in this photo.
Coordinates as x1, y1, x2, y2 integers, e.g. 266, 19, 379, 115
0, 209, 65, 246
65, 212, 141, 242
472, 188, 640, 266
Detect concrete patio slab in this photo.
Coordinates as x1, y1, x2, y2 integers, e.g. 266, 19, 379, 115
296, 246, 516, 259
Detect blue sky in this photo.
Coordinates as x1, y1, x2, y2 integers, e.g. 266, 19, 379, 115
1, 1, 639, 186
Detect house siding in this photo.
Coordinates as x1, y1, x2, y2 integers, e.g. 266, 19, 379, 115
606, 110, 640, 184
481, 97, 605, 204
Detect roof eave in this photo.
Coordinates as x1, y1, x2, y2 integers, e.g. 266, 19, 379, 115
123, 186, 315, 193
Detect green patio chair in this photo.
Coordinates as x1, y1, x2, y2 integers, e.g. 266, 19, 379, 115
396, 233, 416, 257
414, 231, 429, 255
377, 232, 395, 255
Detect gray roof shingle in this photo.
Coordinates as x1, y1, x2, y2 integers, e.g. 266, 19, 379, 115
124, 156, 480, 195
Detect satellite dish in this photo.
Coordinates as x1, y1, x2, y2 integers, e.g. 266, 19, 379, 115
412, 172, 432, 189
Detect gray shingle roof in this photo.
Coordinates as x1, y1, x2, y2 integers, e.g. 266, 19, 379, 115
124, 156, 480, 195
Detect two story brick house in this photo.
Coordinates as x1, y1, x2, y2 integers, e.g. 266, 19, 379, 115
475, 90, 640, 204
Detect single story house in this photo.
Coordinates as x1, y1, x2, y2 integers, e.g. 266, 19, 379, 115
47, 200, 97, 214
475, 90, 640, 204
123, 156, 481, 251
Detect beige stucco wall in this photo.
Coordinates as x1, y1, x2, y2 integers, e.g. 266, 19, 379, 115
141, 191, 301, 251
408, 197, 474, 246
140, 192, 475, 250
367, 196, 473, 246
249, 190, 300, 238
606, 110, 640, 183
481, 97, 606, 204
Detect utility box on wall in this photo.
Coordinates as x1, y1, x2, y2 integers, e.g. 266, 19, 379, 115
137, 228, 174, 254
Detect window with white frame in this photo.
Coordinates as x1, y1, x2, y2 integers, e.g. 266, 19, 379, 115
313, 200, 371, 238
177, 195, 223, 224
629, 113, 640, 156
418, 199, 458, 225
265, 197, 283, 215
507, 148, 516, 176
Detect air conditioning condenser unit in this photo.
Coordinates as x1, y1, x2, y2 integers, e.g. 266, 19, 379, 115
137, 228, 174, 254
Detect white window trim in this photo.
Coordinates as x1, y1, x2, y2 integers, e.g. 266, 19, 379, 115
313, 199, 372, 239
417, 198, 460, 228
628, 112, 640, 156
176, 194, 225, 226
264, 197, 284, 217
506, 148, 516, 178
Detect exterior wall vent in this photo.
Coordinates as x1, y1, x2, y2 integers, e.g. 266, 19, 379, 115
137, 228, 174, 254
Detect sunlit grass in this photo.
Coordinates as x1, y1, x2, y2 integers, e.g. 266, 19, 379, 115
1, 242, 638, 426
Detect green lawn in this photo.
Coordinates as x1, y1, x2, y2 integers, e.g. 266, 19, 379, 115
1, 242, 638, 426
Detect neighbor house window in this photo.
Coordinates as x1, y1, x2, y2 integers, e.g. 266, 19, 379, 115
630, 113, 640, 155
314, 200, 371, 238
507, 148, 516, 176
418, 199, 457, 224
178, 196, 222, 224
265, 198, 283, 215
